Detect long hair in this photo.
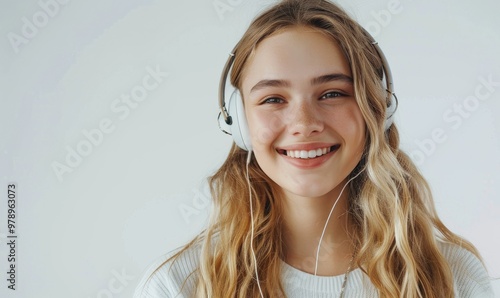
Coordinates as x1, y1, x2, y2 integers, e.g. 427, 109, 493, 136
158, 0, 481, 297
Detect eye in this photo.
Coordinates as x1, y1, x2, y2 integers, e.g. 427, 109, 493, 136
262, 97, 285, 104
320, 91, 345, 99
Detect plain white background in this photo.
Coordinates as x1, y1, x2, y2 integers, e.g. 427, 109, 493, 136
0, 0, 499, 297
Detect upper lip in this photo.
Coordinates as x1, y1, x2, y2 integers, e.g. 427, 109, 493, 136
276, 142, 339, 151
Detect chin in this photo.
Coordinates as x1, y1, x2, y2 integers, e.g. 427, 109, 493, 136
279, 181, 337, 199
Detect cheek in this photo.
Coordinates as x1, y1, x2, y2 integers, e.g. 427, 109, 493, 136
246, 110, 285, 147
347, 113, 366, 140
333, 106, 366, 146
349, 110, 367, 152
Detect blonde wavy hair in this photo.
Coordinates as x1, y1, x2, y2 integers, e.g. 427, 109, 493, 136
157, 0, 482, 297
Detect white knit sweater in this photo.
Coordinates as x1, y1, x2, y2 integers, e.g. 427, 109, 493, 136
134, 241, 494, 297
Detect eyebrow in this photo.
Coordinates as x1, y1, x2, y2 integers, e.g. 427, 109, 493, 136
312, 73, 353, 85
249, 73, 353, 94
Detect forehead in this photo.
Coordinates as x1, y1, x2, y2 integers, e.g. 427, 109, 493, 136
241, 26, 351, 94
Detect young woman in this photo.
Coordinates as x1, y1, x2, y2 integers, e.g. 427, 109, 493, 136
134, 0, 494, 297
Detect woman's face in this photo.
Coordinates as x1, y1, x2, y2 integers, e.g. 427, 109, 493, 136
240, 26, 366, 199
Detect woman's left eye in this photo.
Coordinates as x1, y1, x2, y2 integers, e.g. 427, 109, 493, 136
320, 91, 345, 99
262, 97, 284, 104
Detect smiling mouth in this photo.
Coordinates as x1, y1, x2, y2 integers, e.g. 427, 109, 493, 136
276, 145, 340, 159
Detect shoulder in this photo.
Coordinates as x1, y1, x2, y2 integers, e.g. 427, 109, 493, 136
438, 241, 494, 298
133, 244, 202, 298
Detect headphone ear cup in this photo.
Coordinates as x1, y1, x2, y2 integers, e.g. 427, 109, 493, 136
228, 89, 252, 151
384, 94, 397, 131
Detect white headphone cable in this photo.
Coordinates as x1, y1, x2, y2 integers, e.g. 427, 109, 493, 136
246, 150, 265, 298
314, 169, 364, 276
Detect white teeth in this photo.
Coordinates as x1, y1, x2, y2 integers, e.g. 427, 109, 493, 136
285, 146, 334, 159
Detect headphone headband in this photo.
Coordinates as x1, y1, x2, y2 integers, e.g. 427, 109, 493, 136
369, 40, 399, 125
218, 49, 237, 126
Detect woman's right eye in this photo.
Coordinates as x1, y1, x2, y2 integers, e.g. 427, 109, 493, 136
262, 97, 284, 104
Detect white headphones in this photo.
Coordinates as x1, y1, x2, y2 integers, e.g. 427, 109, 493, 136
217, 33, 398, 151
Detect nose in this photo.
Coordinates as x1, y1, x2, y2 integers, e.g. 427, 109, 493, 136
287, 100, 324, 137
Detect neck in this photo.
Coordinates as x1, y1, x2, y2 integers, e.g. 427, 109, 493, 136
280, 179, 355, 276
